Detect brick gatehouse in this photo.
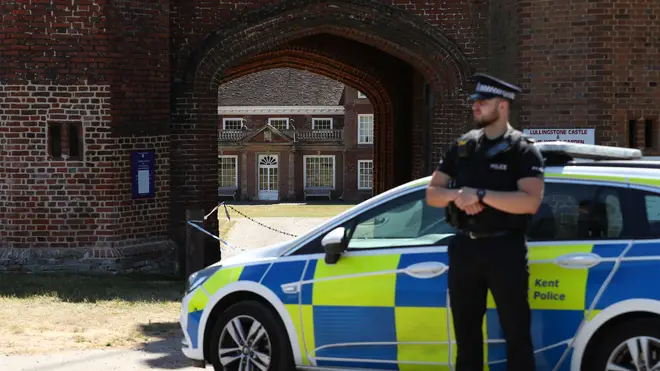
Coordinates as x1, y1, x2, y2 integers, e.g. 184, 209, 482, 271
1, 0, 658, 274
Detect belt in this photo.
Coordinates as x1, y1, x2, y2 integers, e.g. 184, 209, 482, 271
457, 230, 512, 239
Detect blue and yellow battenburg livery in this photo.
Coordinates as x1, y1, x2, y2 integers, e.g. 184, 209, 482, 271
180, 142, 660, 371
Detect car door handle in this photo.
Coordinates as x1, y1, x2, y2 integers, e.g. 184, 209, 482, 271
404, 262, 448, 279
554, 253, 602, 269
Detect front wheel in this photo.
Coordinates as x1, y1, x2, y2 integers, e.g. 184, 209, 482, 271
208, 300, 294, 371
582, 317, 660, 371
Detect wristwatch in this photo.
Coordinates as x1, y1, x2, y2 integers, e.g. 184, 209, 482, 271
477, 188, 486, 203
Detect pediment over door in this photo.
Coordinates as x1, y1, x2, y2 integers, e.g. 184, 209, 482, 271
242, 124, 293, 144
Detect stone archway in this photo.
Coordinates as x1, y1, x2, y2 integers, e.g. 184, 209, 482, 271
170, 0, 474, 236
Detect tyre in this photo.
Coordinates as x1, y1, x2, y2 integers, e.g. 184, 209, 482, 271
208, 300, 294, 371
581, 317, 660, 371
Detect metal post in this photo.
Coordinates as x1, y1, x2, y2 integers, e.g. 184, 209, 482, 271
185, 208, 205, 277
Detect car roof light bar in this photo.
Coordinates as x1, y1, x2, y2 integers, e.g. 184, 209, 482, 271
534, 141, 643, 165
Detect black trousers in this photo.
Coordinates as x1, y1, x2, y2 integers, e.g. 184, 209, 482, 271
447, 233, 535, 371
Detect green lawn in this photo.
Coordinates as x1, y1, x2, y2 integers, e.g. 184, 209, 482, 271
219, 203, 356, 218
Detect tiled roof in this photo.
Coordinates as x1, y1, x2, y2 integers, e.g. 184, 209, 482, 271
217, 68, 345, 106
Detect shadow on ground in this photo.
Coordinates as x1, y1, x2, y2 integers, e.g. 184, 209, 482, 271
137, 322, 203, 369
0, 273, 185, 303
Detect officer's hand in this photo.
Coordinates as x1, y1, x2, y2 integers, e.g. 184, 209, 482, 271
454, 187, 478, 209
463, 203, 485, 215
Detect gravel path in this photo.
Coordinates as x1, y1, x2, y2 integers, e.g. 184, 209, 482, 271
222, 217, 330, 257
0, 337, 212, 371
1, 217, 330, 370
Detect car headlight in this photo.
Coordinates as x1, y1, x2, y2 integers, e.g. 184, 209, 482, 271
185, 265, 222, 294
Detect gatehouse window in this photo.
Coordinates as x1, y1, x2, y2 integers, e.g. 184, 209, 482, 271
304, 155, 335, 189
644, 118, 657, 149
222, 118, 243, 130
268, 118, 289, 130
47, 122, 84, 161
357, 114, 373, 144
357, 160, 373, 190
218, 155, 238, 188
312, 118, 333, 130
48, 124, 62, 158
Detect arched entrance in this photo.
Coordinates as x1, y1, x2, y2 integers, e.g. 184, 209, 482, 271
170, 0, 473, 233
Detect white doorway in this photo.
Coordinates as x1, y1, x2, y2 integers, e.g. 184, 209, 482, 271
258, 154, 279, 201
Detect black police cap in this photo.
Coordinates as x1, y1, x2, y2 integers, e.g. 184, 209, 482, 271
469, 73, 522, 101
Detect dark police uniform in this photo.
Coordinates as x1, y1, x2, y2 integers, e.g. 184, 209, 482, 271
437, 74, 544, 371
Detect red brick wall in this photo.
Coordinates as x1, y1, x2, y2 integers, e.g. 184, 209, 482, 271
0, 2, 171, 269
342, 87, 375, 201
0, 83, 171, 250
491, 0, 660, 148
487, 0, 520, 126
170, 0, 487, 78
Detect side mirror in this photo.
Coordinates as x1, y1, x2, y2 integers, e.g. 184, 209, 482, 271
321, 227, 346, 265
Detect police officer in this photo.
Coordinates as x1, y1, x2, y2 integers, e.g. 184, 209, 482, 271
426, 73, 545, 371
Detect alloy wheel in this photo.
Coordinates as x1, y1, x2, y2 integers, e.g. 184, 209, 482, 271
218, 315, 271, 371
606, 336, 660, 371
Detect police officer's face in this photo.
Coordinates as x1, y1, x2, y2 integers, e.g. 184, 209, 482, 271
472, 98, 500, 128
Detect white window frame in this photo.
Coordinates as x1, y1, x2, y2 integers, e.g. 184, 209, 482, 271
357, 114, 374, 144
222, 118, 244, 130
357, 91, 367, 99
312, 118, 334, 130
303, 155, 335, 189
357, 160, 373, 190
267, 118, 290, 130
218, 155, 238, 189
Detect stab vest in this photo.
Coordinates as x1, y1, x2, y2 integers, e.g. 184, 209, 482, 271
445, 127, 535, 234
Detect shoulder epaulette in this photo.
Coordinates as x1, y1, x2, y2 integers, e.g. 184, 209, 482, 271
522, 135, 536, 144
508, 129, 535, 144
457, 129, 481, 142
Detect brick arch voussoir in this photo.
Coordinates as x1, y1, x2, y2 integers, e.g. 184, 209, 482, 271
215, 51, 395, 193
185, 0, 473, 99
204, 27, 462, 98
273, 25, 469, 97
217, 49, 394, 136
218, 47, 390, 96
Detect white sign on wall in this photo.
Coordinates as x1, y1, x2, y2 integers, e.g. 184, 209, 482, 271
523, 128, 595, 145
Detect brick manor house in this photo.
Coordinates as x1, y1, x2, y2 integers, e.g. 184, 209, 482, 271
216, 68, 374, 202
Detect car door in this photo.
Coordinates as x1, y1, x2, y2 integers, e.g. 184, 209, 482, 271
481, 179, 634, 371
294, 187, 455, 370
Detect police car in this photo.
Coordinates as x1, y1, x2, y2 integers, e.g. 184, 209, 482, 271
180, 142, 660, 371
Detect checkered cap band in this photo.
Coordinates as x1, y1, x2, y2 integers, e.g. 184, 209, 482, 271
476, 83, 516, 100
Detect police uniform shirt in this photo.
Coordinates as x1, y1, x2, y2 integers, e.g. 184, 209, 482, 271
437, 129, 545, 231
438, 130, 544, 184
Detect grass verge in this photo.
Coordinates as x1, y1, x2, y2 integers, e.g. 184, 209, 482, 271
0, 274, 184, 355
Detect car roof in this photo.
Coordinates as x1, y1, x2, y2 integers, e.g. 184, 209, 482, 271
394, 143, 660, 194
